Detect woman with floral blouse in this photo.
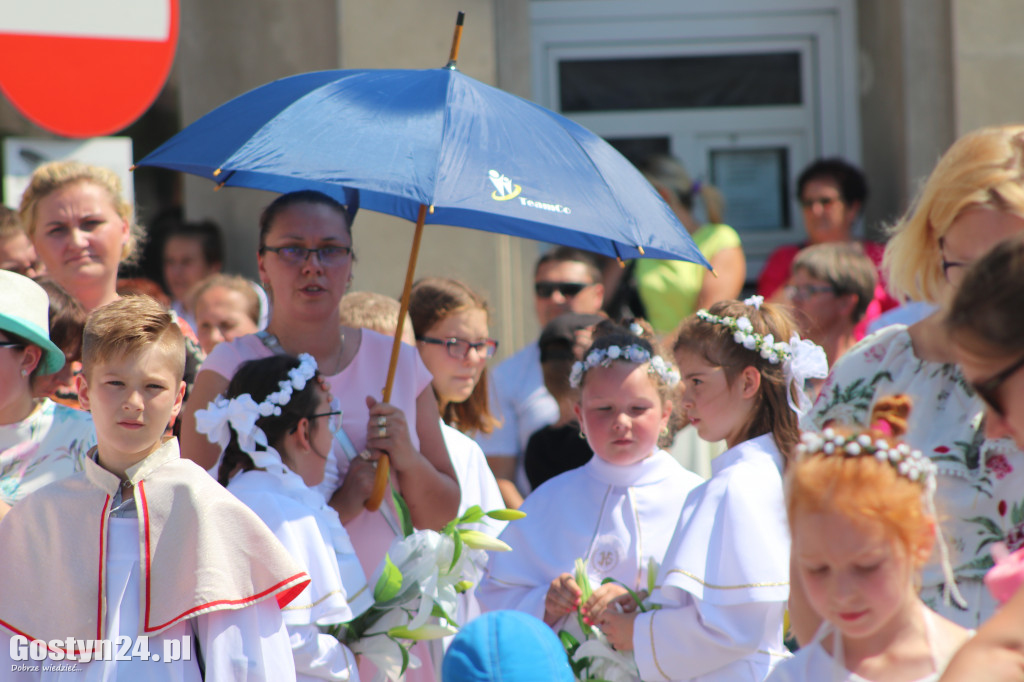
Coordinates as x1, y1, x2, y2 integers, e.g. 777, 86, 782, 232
797, 125, 1024, 635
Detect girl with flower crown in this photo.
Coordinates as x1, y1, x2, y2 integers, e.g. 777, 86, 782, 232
197, 353, 370, 681
476, 325, 703, 664
768, 395, 972, 681
596, 296, 828, 681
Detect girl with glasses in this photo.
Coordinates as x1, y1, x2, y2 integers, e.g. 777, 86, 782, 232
201, 353, 368, 682
801, 125, 1024, 636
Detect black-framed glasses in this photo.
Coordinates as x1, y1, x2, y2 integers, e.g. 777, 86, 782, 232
0, 342, 25, 350
938, 238, 968, 281
310, 410, 342, 420
534, 281, 590, 299
309, 409, 342, 432
971, 355, 1024, 417
260, 244, 353, 266
784, 284, 837, 301
418, 336, 498, 359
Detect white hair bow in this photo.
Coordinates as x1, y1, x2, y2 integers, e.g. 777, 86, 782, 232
195, 393, 269, 458
784, 333, 829, 416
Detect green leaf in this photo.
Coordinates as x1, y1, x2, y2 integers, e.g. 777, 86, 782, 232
485, 508, 527, 521
373, 554, 403, 602
558, 630, 580, 651
396, 636, 410, 674
449, 528, 464, 573
598, 576, 648, 613
392, 489, 414, 538
430, 600, 457, 623
458, 505, 486, 525
387, 623, 459, 641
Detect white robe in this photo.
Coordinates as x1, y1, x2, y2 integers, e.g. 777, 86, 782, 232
229, 466, 372, 682
633, 434, 791, 682
477, 449, 702, 625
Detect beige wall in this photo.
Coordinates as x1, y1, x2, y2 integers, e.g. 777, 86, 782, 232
952, 0, 1024, 135
857, 0, 955, 235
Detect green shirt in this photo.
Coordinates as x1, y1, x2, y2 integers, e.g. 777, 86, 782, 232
634, 223, 741, 333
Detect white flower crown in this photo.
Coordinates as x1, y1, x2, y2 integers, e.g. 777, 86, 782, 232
695, 308, 792, 365
569, 344, 680, 389
796, 424, 965, 608
796, 427, 936, 485
694, 297, 829, 416
195, 353, 318, 467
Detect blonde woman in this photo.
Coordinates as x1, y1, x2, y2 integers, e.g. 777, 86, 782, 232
799, 125, 1024, 635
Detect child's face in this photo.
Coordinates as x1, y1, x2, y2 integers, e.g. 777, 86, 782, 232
675, 348, 754, 448
288, 383, 333, 487
417, 307, 490, 409
79, 343, 185, 472
575, 361, 670, 466
195, 286, 260, 355
163, 235, 216, 303
794, 511, 919, 643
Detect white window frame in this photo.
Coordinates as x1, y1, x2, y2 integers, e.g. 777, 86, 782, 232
529, 0, 860, 274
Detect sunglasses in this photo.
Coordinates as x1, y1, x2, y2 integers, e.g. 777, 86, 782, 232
418, 336, 498, 359
971, 354, 1024, 417
0, 341, 26, 350
534, 281, 590, 299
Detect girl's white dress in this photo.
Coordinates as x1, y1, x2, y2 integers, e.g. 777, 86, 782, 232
634, 434, 791, 681
766, 609, 969, 682
229, 465, 372, 682
477, 449, 703, 624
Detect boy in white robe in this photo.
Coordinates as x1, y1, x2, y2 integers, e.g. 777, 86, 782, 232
0, 296, 308, 681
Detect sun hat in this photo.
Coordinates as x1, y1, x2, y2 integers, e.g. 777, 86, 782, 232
441, 610, 575, 682
0, 270, 65, 375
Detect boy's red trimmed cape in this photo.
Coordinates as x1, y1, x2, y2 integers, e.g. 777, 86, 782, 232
0, 438, 309, 651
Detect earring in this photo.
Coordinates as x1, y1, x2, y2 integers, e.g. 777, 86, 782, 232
578, 429, 586, 440
20, 369, 28, 378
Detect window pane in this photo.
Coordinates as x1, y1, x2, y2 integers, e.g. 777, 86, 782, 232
560, 53, 802, 112
710, 147, 791, 231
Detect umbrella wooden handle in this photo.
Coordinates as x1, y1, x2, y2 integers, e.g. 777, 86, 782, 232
365, 455, 390, 512
363, 204, 428, 512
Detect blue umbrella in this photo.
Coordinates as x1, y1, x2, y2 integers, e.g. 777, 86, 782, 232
136, 71, 706, 267
136, 17, 709, 508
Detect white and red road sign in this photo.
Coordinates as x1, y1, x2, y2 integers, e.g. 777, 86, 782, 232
0, 0, 179, 138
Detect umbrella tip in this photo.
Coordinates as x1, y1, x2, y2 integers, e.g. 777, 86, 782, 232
616, 257, 625, 269
710, 268, 719, 278
444, 11, 465, 70
213, 168, 223, 177
429, 205, 435, 214
637, 245, 645, 255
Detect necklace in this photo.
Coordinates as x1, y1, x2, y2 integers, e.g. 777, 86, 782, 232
257, 328, 346, 375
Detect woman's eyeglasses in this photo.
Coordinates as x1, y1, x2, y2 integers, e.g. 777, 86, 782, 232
261, 244, 353, 266
784, 284, 836, 301
418, 336, 498, 359
0, 342, 26, 350
971, 354, 1024, 417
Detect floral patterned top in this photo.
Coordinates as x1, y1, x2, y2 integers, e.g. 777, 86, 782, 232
0, 399, 95, 505
806, 325, 1024, 627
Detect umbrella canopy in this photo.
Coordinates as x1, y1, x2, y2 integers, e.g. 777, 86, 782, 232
136, 67, 710, 267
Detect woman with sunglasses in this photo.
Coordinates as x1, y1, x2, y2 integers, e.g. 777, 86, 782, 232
939, 234, 1024, 681
796, 125, 1024, 637
180, 191, 459, 682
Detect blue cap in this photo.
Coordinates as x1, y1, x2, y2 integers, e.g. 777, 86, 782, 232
442, 611, 574, 682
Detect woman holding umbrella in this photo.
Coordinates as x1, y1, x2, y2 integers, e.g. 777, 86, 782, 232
180, 189, 460, 547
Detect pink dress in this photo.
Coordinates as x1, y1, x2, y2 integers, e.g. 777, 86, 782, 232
201, 328, 438, 681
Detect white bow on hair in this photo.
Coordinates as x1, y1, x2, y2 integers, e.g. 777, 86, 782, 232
195, 393, 269, 457
784, 333, 829, 416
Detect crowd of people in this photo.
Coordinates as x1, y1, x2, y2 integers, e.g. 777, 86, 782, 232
2, 125, 1024, 682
